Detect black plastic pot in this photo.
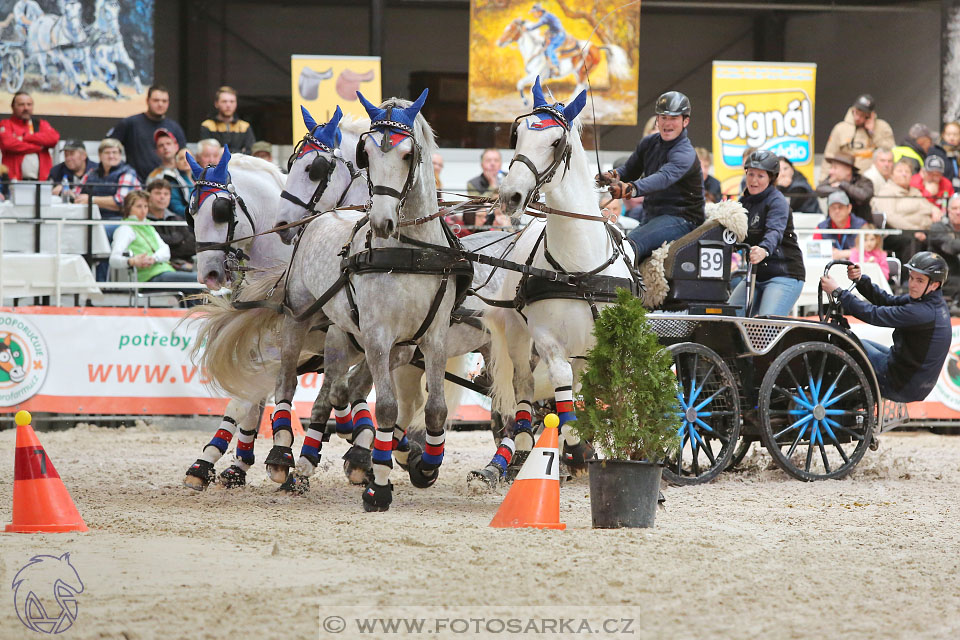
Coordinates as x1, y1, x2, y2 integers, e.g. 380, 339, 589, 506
587, 459, 663, 528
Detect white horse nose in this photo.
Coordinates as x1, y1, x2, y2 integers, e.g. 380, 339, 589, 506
372, 218, 395, 238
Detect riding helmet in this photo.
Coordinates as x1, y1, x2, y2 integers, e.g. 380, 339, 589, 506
744, 149, 780, 180
655, 91, 691, 117
905, 251, 948, 283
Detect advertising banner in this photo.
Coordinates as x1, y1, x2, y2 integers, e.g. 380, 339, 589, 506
290, 54, 381, 144
0, 307, 489, 423
0, 0, 154, 118
468, 0, 640, 124
712, 61, 816, 197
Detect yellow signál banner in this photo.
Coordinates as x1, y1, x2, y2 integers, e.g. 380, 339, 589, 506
291, 55, 381, 144
712, 61, 816, 198
468, 0, 640, 125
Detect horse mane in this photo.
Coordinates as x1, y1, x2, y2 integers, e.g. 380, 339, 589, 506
228, 153, 285, 189
340, 113, 371, 137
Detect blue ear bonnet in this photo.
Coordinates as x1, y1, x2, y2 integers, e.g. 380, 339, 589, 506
356, 89, 428, 150
299, 105, 343, 153
529, 76, 587, 130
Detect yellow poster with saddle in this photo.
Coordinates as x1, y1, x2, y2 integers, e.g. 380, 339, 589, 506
468, 0, 640, 124
290, 55, 381, 144
711, 61, 817, 197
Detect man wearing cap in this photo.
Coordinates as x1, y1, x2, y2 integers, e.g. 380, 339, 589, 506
820, 94, 894, 177
527, 3, 567, 77
597, 91, 705, 262
199, 86, 256, 155
146, 128, 179, 182
820, 252, 951, 403
251, 141, 274, 164
0, 91, 60, 181
815, 152, 874, 223
107, 85, 187, 182
814, 190, 867, 259
911, 155, 954, 208
49, 140, 96, 196
893, 123, 933, 174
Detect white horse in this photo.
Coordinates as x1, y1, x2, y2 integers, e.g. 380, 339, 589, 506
25, 0, 93, 98
91, 0, 142, 97
497, 18, 630, 106
481, 77, 640, 475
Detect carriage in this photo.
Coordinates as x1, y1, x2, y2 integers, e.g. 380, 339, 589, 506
643, 218, 886, 485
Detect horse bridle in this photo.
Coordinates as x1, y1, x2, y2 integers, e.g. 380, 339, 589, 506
188, 167, 256, 269
356, 109, 422, 222
508, 105, 572, 211
280, 125, 363, 215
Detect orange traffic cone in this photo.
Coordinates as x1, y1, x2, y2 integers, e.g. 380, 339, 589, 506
490, 413, 566, 530
6, 411, 87, 533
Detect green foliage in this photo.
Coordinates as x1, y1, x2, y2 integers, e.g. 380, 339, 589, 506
576, 289, 681, 461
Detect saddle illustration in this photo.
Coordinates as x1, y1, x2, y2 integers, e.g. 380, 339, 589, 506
298, 66, 333, 101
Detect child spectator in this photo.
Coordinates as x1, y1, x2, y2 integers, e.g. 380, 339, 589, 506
850, 223, 890, 282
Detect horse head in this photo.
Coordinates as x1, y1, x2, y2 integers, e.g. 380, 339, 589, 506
276, 105, 360, 244
500, 77, 586, 219
185, 147, 254, 290
497, 19, 526, 47
356, 89, 431, 238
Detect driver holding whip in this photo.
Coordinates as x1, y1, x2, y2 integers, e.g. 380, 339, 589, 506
820, 252, 951, 402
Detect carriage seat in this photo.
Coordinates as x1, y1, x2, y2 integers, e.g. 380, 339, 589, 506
640, 200, 748, 310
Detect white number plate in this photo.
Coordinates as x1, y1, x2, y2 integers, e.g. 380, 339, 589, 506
699, 247, 724, 279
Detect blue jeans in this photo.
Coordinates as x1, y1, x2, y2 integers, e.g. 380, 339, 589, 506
626, 215, 697, 263
545, 34, 564, 67
728, 276, 803, 317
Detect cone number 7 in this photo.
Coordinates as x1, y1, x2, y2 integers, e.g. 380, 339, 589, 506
542, 450, 555, 474
32, 448, 47, 475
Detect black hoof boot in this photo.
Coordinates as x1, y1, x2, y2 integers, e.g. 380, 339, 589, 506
184, 459, 215, 490
396, 441, 419, 472
467, 464, 502, 489
408, 448, 439, 489
343, 446, 373, 485
279, 473, 310, 495
218, 465, 247, 488
505, 450, 530, 483
265, 446, 295, 469
362, 481, 393, 512
562, 440, 597, 477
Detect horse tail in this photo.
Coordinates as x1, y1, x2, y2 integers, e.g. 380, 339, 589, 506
482, 308, 519, 416
186, 266, 288, 401
601, 44, 631, 80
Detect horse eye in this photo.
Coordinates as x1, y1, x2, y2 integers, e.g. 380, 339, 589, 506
402, 152, 412, 162
551, 139, 560, 148
0, 352, 8, 362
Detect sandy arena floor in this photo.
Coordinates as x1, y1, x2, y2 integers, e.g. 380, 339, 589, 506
1, 423, 959, 639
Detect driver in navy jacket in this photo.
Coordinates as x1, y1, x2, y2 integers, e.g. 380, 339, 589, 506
820, 251, 951, 403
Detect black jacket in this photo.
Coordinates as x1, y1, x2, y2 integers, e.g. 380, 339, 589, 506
926, 219, 960, 292
199, 115, 256, 155
815, 172, 874, 222
615, 130, 705, 226
740, 184, 805, 282
778, 171, 820, 214
839, 276, 951, 400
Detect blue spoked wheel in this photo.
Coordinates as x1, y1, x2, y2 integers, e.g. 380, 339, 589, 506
662, 343, 741, 485
759, 342, 875, 481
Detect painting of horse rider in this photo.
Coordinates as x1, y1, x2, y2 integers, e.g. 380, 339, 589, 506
0, 0, 153, 117
469, 0, 639, 124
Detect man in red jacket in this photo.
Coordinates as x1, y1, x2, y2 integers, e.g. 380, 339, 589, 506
0, 91, 60, 180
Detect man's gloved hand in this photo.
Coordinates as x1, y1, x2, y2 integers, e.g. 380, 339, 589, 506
607, 180, 635, 200
595, 169, 618, 187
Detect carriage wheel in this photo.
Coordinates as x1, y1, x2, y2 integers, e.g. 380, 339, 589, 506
726, 437, 754, 469
758, 342, 875, 481
3, 49, 24, 93
662, 343, 741, 485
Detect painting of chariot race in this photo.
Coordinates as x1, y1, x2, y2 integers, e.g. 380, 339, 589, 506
468, 0, 639, 125
0, 0, 153, 117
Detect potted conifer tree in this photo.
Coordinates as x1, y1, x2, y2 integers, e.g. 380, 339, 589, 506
576, 289, 681, 528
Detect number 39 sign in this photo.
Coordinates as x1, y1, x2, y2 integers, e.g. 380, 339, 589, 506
699, 247, 725, 279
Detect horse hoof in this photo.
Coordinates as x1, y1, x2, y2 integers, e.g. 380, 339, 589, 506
279, 473, 309, 495
184, 459, 215, 490
343, 445, 373, 485
562, 440, 596, 478
218, 465, 247, 488
407, 450, 439, 489
467, 465, 501, 489
362, 481, 393, 512
396, 441, 420, 472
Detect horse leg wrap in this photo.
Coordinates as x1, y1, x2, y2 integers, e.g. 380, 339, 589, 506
333, 403, 354, 440
349, 400, 374, 444
422, 432, 445, 470
555, 387, 577, 428
298, 422, 329, 472
392, 427, 412, 470
271, 401, 294, 439
407, 432, 442, 489
513, 400, 535, 451
185, 459, 216, 489
372, 427, 395, 485
489, 438, 516, 477
234, 426, 257, 469
200, 416, 237, 464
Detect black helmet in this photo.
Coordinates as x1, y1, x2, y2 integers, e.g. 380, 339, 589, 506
905, 251, 948, 283
655, 91, 691, 117
744, 149, 780, 180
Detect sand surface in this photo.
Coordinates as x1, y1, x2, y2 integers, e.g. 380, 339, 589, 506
1, 424, 959, 639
